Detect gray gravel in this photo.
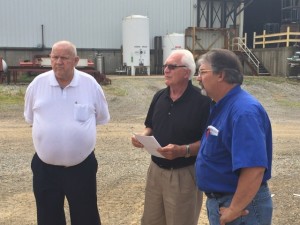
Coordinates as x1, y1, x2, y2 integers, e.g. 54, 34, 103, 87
0, 76, 300, 225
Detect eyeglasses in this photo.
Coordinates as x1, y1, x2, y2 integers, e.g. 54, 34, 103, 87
163, 64, 187, 70
198, 69, 212, 76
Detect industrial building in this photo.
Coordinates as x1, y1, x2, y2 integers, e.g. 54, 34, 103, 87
0, 0, 293, 77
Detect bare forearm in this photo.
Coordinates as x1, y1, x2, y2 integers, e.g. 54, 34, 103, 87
141, 127, 152, 136
219, 167, 266, 224
230, 167, 265, 211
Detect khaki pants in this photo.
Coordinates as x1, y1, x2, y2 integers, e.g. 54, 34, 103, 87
142, 161, 202, 225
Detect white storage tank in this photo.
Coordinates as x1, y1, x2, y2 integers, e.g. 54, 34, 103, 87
0, 58, 8, 73
162, 33, 185, 63
122, 15, 150, 75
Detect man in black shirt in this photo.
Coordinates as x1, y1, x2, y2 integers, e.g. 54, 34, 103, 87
131, 49, 211, 225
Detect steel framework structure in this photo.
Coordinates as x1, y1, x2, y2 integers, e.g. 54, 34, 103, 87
196, 0, 253, 28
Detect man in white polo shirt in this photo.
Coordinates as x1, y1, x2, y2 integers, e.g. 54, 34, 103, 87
24, 40, 110, 225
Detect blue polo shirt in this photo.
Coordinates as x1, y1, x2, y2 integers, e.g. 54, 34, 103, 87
195, 85, 272, 193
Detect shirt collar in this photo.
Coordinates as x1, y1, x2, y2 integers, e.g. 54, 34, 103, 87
166, 80, 193, 101
49, 69, 80, 87
213, 85, 241, 108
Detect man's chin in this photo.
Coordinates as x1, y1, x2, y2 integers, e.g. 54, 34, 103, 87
164, 79, 171, 86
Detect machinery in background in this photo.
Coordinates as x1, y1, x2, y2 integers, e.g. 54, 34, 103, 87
287, 51, 300, 78
1, 55, 111, 85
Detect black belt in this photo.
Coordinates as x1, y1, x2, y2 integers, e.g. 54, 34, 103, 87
154, 162, 194, 170
205, 192, 232, 199
205, 182, 268, 199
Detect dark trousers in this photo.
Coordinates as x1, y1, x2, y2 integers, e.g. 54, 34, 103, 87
31, 152, 101, 225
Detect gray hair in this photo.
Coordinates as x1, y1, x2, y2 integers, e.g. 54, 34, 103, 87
169, 49, 196, 79
198, 48, 243, 84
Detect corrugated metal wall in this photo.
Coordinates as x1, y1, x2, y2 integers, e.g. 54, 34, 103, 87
0, 0, 196, 49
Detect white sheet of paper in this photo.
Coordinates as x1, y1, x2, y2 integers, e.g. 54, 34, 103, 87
133, 133, 165, 158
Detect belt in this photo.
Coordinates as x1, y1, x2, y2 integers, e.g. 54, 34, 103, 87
261, 182, 267, 187
205, 192, 232, 199
154, 162, 194, 170
205, 182, 268, 199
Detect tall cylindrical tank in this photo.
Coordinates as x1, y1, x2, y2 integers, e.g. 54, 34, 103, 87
122, 15, 150, 75
95, 53, 105, 74
0, 58, 8, 73
162, 33, 185, 64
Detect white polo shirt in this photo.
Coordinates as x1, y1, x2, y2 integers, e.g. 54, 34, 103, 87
24, 69, 110, 166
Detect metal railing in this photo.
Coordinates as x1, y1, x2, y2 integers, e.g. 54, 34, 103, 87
232, 37, 260, 74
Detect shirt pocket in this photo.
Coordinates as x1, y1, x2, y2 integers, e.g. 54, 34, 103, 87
74, 103, 93, 122
202, 132, 226, 158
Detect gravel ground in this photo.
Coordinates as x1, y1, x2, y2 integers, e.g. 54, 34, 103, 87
0, 75, 300, 225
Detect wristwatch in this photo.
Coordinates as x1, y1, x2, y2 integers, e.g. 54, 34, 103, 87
185, 144, 191, 158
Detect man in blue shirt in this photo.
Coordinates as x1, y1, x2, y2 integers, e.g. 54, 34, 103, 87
195, 49, 273, 225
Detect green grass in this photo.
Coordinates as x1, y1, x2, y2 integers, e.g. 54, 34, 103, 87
102, 85, 128, 96
0, 76, 299, 106
277, 99, 300, 107
0, 85, 26, 105
18, 73, 36, 83
243, 76, 300, 108
243, 75, 300, 85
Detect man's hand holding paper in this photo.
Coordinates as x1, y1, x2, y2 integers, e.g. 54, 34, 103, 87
133, 133, 165, 158
157, 144, 183, 160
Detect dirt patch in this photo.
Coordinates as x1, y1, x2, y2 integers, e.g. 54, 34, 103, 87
0, 76, 300, 225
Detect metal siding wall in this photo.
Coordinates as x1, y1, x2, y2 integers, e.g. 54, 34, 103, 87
148, 1, 193, 38
0, 0, 195, 49
0, 1, 43, 48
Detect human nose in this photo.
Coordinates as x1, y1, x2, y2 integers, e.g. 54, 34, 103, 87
164, 65, 170, 72
196, 73, 202, 81
163, 67, 170, 75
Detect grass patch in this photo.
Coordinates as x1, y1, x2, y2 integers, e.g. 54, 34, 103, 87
0, 76, 298, 106
0, 85, 26, 105
18, 73, 36, 83
243, 75, 300, 85
243, 76, 286, 85
102, 85, 128, 96
275, 98, 300, 108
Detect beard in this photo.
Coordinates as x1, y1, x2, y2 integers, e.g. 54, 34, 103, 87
199, 85, 207, 96
201, 89, 207, 96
